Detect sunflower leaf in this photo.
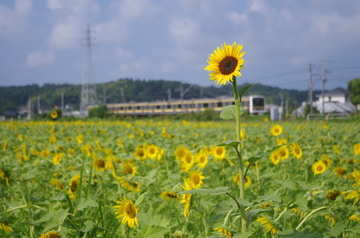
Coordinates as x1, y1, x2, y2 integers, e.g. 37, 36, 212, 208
220, 105, 246, 120
238, 84, 255, 100
218, 140, 245, 148
220, 105, 236, 120
178, 187, 229, 196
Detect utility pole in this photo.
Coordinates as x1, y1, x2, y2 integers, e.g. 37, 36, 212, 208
167, 88, 172, 102
120, 87, 126, 102
37, 96, 41, 114
80, 24, 97, 116
103, 87, 106, 104
308, 63, 313, 114
61, 92, 64, 116
177, 82, 193, 101
320, 60, 328, 114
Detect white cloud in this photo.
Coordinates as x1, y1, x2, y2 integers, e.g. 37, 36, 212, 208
169, 17, 199, 45
48, 17, 81, 49
26, 51, 55, 67
0, 0, 32, 37
46, 0, 62, 10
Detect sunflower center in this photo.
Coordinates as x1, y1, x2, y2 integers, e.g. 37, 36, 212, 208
219, 56, 238, 75
125, 203, 137, 218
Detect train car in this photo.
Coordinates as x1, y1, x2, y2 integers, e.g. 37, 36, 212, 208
100, 95, 265, 116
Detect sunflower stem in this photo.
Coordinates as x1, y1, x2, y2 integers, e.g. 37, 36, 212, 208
232, 77, 246, 232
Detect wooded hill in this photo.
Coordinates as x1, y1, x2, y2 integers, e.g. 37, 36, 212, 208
0, 78, 319, 117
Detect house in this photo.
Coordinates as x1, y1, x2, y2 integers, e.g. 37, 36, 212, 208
293, 87, 356, 117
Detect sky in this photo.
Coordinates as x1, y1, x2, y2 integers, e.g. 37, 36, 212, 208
1, 0, 360, 91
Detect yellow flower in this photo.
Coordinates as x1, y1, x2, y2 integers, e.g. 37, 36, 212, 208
333, 166, 346, 177
256, 216, 279, 235
214, 227, 233, 238
213, 146, 226, 161
187, 170, 205, 189
76, 134, 83, 144
114, 198, 139, 228
270, 124, 283, 136
349, 214, 360, 223
50, 110, 58, 120
180, 179, 192, 217
174, 146, 189, 160
161, 191, 179, 200
277, 145, 289, 160
117, 177, 141, 192
290, 142, 302, 159
134, 145, 146, 160
353, 143, 360, 155
348, 168, 360, 187
233, 174, 251, 189
345, 190, 359, 205
204, 42, 246, 85
0, 220, 13, 234
52, 153, 64, 166
120, 160, 137, 176
146, 144, 159, 159
39, 230, 61, 238
50, 178, 64, 190
92, 157, 106, 172
181, 152, 195, 172
269, 150, 281, 165
196, 152, 208, 168
312, 160, 327, 175
325, 190, 342, 201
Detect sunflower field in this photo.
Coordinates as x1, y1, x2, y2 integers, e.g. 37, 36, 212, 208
0, 118, 359, 238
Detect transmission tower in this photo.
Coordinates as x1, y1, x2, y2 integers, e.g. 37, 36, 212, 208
80, 24, 97, 116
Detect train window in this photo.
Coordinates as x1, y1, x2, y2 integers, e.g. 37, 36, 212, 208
167, 104, 171, 109
156, 105, 161, 109
128, 106, 132, 110
253, 98, 265, 107
178, 104, 182, 108
120, 107, 123, 110
217, 102, 223, 107
241, 101, 249, 107
231, 102, 235, 105
203, 103, 208, 108
137, 106, 141, 110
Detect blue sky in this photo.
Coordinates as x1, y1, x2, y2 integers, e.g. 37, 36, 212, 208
1, 0, 360, 90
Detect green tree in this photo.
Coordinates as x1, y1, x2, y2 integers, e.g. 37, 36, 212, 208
348, 78, 360, 113
89, 105, 108, 118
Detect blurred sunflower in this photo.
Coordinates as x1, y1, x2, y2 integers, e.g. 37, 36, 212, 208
92, 157, 106, 172
204, 42, 246, 85
114, 197, 139, 228
0, 220, 13, 234
120, 160, 137, 176
213, 146, 226, 161
174, 145, 189, 160
196, 152, 208, 168
290, 142, 302, 159
353, 143, 360, 155
312, 160, 327, 175
39, 230, 61, 238
269, 151, 281, 165
188, 170, 205, 189
214, 227, 233, 238
256, 216, 279, 235
161, 191, 179, 200
50, 110, 58, 120
180, 179, 192, 217
270, 124, 283, 136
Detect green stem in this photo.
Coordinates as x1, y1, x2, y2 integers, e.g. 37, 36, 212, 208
232, 77, 246, 232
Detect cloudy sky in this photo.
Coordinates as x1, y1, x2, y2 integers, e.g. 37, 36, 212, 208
1, 0, 360, 90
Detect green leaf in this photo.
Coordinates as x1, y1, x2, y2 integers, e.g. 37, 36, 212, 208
239, 84, 255, 99
328, 220, 347, 237
233, 232, 254, 238
178, 187, 229, 196
81, 220, 95, 233
218, 140, 245, 148
76, 198, 98, 211
220, 105, 236, 120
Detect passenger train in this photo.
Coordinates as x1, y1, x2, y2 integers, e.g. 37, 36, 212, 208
100, 95, 266, 116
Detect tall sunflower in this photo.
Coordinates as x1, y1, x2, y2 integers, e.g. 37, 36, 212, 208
114, 197, 139, 228
204, 42, 246, 85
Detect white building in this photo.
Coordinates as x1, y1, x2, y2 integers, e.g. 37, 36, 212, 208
293, 87, 356, 117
